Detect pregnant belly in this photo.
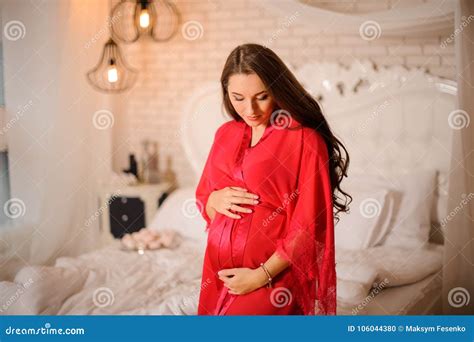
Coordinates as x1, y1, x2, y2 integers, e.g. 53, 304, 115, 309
206, 204, 287, 271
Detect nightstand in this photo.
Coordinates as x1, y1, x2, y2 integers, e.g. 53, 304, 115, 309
98, 182, 176, 245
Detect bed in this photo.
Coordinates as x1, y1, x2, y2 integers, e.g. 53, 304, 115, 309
0, 59, 456, 315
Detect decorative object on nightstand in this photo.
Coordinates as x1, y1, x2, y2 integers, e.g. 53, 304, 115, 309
161, 154, 177, 186
138, 139, 160, 184
123, 153, 139, 179
99, 182, 176, 245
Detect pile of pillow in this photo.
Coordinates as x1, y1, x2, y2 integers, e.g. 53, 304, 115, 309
334, 169, 443, 308
335, 169, 438, 250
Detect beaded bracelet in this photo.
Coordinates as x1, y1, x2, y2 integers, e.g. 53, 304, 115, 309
259, 263, 273, 288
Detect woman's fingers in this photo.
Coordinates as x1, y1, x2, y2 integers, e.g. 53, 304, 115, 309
220, 277, 230, 286
229, 186, 248, 192
218, 268, 237, 277
222, 281, 237, 293
214, 186, 260, 218
231, 196, 260, 206
230, 188, 259, 200
222, 209, 241, 219
228, 204, 252, 214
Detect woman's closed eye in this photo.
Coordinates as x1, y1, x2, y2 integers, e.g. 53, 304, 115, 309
233, 95, 269, 102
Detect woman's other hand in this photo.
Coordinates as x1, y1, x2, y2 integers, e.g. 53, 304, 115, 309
218, 267, 268, 295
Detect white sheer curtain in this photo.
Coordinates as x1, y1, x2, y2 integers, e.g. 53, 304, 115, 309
442, 0, 474, 315
1, 0, 112, 274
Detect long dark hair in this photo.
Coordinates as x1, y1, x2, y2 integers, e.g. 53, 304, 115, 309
220, 43, 351, 222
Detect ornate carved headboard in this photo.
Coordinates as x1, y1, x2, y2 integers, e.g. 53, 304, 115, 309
181, 60, 457, 230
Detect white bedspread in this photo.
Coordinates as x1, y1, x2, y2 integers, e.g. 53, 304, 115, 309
0, 237, 443, 315
0, 239, 204, 315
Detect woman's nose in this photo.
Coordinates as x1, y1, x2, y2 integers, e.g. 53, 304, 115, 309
244, 100, 257, 116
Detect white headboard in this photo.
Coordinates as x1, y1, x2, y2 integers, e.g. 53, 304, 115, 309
181, 60, 457, 229
294, 60, 456, 176
180, 82, 228, 180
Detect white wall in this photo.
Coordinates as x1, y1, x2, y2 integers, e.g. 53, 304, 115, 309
111, 0, 456, 188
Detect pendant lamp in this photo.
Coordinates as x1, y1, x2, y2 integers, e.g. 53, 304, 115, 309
86, 37, 138, 93
110, 0, 180, 43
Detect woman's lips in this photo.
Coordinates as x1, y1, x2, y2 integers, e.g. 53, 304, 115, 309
247, 115, 261, 122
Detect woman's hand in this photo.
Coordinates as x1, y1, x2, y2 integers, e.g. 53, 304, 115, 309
217, 267, 268, 295
208, 186, 259, 219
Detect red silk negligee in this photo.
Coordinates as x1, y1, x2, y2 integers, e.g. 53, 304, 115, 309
195, 118, 336, 315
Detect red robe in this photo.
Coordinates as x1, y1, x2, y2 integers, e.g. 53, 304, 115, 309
195, 118, 336, 315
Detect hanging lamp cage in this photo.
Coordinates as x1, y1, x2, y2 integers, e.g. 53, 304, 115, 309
86, 38, 138, 93
111, 0, 180, 43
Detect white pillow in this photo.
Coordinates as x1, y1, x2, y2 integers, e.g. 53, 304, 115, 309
335, 189, 396, 250
371, 244, 443, 286
336, 261, 378, 306
344, 170, 437, 248
383, 171, 436, 248
148, 186, 207, 246
337, 279, 375, 307
336, 243, 443, 287
336, 262, 378, 284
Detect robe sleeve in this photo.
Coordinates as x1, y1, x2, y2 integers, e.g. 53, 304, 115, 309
195, 127, 222, 232
275, 133, 337, 315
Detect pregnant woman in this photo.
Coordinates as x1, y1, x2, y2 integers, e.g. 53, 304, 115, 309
195, 43, 351, 315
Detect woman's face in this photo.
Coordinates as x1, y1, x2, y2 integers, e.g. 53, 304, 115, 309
227, 73, 275, 127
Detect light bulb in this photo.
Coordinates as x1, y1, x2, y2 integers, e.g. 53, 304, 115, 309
107, 66, 118, 83
139, 9, 150, 28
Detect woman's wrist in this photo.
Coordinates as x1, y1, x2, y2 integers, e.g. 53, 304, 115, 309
253, 266, 271, 288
